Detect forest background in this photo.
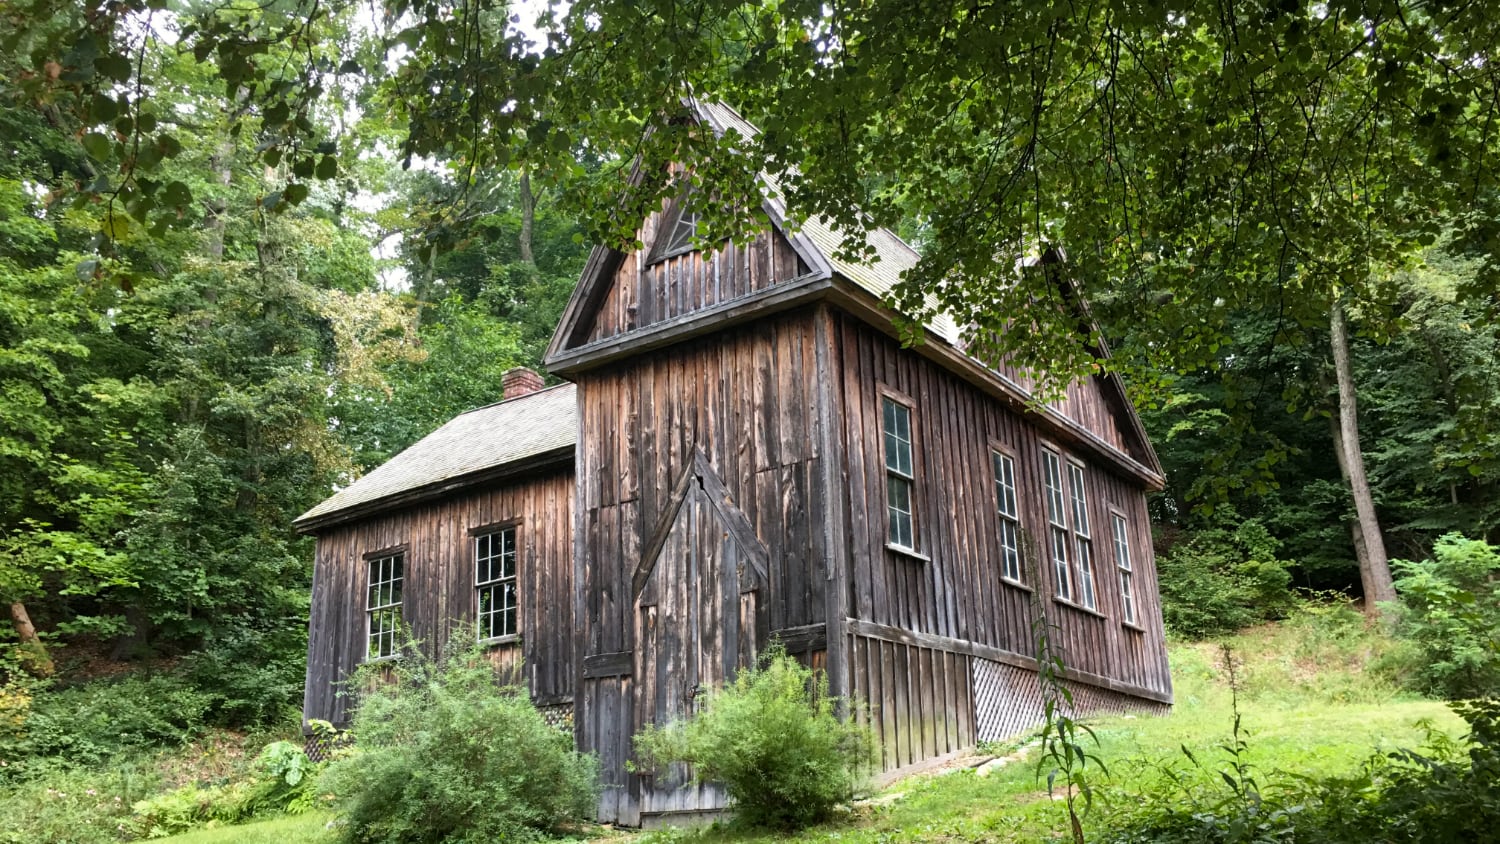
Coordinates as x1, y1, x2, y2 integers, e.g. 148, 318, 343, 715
1, 0, 1498, 794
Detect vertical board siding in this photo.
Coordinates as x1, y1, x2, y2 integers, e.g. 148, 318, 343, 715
829, 313, 1172, 775
586, 212, 811, 344
302, 467, 575, 727
577, 309, 828, 823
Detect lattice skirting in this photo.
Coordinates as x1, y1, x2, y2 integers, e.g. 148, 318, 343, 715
303, 730, 353, 763
971, 657, 1169, 744
537, 701, 575, 732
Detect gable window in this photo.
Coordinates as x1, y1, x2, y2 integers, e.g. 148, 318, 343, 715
476, 527, 519, 641
991, 450, 1022, 582
882, 396, 916, 551
1041, 450, 1073, 601
366, 551, 404, 661
1067, 462, 1097, 610
647, 199, 701, 264
1111, 513, 1137, 626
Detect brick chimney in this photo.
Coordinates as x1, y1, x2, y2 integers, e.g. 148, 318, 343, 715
502, 367, 545, 400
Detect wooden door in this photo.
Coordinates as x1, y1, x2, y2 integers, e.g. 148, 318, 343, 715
632, 452, 770, 819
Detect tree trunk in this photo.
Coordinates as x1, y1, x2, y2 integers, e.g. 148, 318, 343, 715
10, 601, 54, 677
518, 170, 536, 267
1330, 300, 1397, 613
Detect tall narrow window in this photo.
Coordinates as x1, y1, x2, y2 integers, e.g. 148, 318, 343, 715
882, 397, 916, 550
476, 527, 519, 640
1112, 513, 1137, 625
991, 450, 1022, 582
1067, 462, 1097, 610
366, 552, 404, 660
1041, 450, 1072, 601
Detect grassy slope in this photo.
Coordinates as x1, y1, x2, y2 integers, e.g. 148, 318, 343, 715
159, 611, 1463, 844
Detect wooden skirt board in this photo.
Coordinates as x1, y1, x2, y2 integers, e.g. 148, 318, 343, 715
971, 657, 1169, 745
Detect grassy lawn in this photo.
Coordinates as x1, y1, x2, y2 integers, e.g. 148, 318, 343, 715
160, 612, 1465, 843
155, 812, 334, 843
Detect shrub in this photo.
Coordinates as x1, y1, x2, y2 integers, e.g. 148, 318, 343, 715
1390, 533, 1500, 699
632, 645, 875, 830
1156, 517, 1296, 639
320, 640, 597, 844
0, 673, 213, 778
128, 780, 254, 838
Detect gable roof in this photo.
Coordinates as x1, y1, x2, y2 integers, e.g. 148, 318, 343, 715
294, 384, 577, 532
544, 100, 1163, 487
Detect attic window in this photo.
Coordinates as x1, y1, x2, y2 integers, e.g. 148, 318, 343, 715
647, 200, 701, 264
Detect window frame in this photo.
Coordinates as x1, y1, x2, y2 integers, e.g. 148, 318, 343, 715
364, 545, 407, 663
1040, 446, 1074, 602
879, 386, 921, 557
988, 442, 1025, 586
472, 522, 521, 645
1066, 459, 1098, 611
1110, 509, 1141, 629
645, 196, 702, 265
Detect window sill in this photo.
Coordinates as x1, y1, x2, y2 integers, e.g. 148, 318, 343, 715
1001, 577, 1033, 592
480, 634, 521, 648
1121, 621, 1147, 633
1053, 597, 1108, 620
885, 543, 930, 563
362, 654, 402, 666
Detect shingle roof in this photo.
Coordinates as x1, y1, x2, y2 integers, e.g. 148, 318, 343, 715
294, 383, 576, 529
691, 100, 961, 343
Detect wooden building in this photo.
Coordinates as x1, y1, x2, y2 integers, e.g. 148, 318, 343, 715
297, 101, 1172, 827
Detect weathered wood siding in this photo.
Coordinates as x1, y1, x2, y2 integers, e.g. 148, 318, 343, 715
829, 313, 1171, 771
584, 211, 810, 343
302, 467, 575, 726
575, 309, 831, 824
995, 358, 1151, 468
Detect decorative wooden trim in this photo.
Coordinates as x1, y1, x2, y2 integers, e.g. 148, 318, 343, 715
770, 623, 827, 655
631, 456, 701, 603
693, 450, 770, 588
468, 519, 521, 537
813, 304, 851, 700
361, 544, 408, 561
582, 650, 634, 679
845, 618, 1173, 705
545, 275, 833, 375
885, 543, 931, 563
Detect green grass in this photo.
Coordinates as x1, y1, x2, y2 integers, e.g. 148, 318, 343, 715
156, 607, 1467, 844
154, 812, 333, 843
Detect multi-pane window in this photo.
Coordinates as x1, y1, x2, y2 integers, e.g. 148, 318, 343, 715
1112, 514, 1137, 625
882, 397, 916, 550
366, 552, 404, 660
991, 450, 1022, 582
1067, 462, 1097, 610
651, 205, 700, 261
476, 528, 519, 640
1041, 450, 1073, 601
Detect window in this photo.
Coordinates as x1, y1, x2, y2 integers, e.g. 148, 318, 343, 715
1112, 513, 1137, 625
991, 450, 1022, 582
1067, 462, 1097, 610
648, 201, 700, 263
882, 397, 916, 550
476, 527, 519, 641
1041, 450, 1072, 601
366, 552, 404, 660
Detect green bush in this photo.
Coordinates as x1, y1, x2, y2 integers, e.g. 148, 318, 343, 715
632, 645, 875, 830
1157, 517, 1296, 639
129, 780, 254, 838
0, 673, 213, 778
1390, 533, 1500, 699
320, 640, 597, 844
